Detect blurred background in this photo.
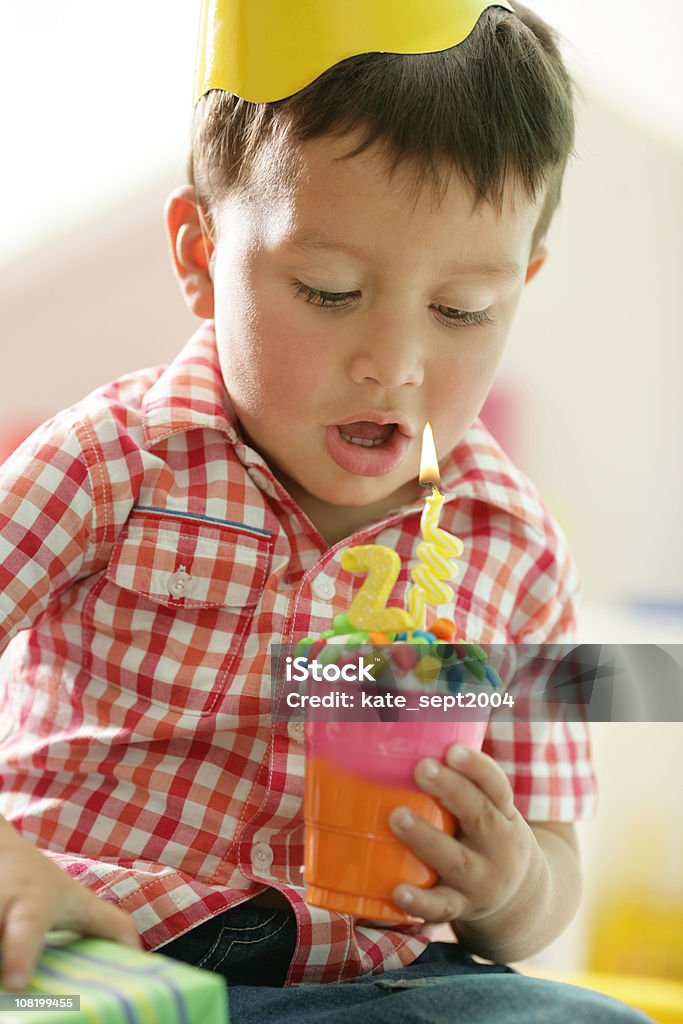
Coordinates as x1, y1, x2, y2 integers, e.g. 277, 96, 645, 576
1, 0, 682, 999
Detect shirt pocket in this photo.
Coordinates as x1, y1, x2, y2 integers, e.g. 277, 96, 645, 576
83, 509, 273, 716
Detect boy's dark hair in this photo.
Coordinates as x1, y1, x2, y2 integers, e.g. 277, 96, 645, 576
190, 2, 575, 249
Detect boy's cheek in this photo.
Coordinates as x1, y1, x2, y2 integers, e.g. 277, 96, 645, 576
427, 368, 492, 441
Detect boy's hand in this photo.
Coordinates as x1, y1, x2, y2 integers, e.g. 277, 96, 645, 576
0, 818, 140, 991
388, 745, 548, 939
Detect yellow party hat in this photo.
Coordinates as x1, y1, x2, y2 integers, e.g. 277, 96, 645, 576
194, 0, 515, 105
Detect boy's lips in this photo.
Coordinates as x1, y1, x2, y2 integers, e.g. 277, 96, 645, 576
325, 412, 414, 477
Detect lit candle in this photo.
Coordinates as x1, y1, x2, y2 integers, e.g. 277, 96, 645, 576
406, 423, 464, 632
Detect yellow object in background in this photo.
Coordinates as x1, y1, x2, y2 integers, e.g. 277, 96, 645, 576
528, 969, 683, 1024
588, 897, 683, 982
194, 0, 514, 103
527, 815, 683, 1022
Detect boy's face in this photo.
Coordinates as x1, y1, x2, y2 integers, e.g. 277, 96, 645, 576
175, 133, 545, 532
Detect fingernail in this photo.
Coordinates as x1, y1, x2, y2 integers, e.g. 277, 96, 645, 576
421, 759, 440, 780
448, 744, 468, 766
395, 808, 415, 830
398, 888, 414, 905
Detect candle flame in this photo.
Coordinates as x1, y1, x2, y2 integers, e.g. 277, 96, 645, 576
419, 422, 440, 487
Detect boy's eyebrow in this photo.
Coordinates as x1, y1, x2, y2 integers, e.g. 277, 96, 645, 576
287, 237, 523, 280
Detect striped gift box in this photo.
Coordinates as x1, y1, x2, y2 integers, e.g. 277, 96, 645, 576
0, 936, 227, 1023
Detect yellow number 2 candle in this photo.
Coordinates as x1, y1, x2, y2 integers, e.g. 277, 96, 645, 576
343, 545, 414, 634
406, 423, 464, 631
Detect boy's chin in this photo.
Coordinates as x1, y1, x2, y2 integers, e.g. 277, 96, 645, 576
312, 474, 419, 510
273, 462, 420, 513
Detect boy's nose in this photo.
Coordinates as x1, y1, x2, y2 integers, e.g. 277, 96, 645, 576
348, 315, 424, 390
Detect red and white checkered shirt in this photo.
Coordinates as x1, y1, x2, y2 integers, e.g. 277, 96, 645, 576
0, 322, 596, 984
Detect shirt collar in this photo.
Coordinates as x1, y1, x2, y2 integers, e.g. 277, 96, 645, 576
142, 322, 546, 538
142, 322, 240, 449
435, 425, 547, 538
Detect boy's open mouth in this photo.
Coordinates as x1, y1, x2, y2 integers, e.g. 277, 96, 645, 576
337, 421, 397, 448
325, 418, 412, 477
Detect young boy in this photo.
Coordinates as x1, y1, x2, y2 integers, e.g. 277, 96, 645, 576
0, 2, 651, 1021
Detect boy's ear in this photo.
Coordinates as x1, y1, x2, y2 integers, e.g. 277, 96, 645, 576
525, 245, 548, 285
164, 185, 215, 319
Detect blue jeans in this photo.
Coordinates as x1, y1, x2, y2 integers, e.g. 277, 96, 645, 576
158, 904, 653, 1024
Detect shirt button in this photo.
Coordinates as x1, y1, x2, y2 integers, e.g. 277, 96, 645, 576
167, 569, 192, 598
288, 721, 305, 744
251, 842, 274, 874
311, 575, 336, 601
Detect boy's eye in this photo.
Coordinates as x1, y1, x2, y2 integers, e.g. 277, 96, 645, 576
293, 283, 359, 308
292, 282, 494, 328
434, 305, 494, 328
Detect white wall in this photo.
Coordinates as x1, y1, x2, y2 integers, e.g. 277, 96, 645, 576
498, 93, 683, 608
0, 2, 198, 268
0, 178, 196, 436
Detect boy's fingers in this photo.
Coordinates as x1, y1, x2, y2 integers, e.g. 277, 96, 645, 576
1, 897, 51, 990
391, 881, 466, 924
444, 746, 516, 817
75, 893, 141, 949
411, 760, 504, 837
389, 807, 484, 894
0, 891, 140, 991
413, 747, 516, 823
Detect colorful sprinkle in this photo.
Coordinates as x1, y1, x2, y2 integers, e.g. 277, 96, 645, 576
463, 658, 486, 682
429, 618, 457, 641
446, 665, 465, 691
436, 643, 458, 666
415, 655, 442, 683
295, 637, 314, 658
332, 613, 353, 634
368, 653, 390, 678
485, 666, 501, 689
306, 639, 327, 663
344, 631, 371, 648
411, 630, 437, 644
390, 644, 420, 672
320, 643, 344, 666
